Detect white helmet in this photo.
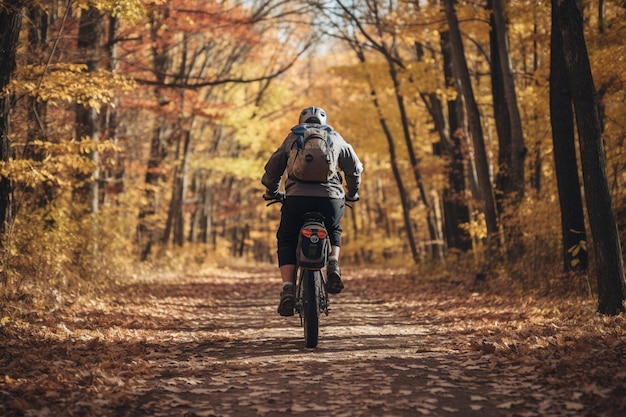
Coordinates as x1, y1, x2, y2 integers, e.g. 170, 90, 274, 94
299, 106, 327, 125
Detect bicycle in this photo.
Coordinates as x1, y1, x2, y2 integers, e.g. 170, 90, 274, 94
267, 199, 331, 348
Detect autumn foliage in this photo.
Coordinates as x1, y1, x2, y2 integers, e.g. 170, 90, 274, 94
0, 1, 625, 415
0, 0, 624, 314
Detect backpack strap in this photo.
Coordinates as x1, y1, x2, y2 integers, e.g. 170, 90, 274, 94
291, 123, 334, 134
290, 124, 334, 149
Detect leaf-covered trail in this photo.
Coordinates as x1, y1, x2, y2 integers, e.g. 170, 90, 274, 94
1, 267, 625, 416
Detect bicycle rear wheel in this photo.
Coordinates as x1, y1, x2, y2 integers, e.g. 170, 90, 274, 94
301, 270, 320, 348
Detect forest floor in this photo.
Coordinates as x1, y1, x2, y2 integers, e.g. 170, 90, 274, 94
1, 265, 625, 417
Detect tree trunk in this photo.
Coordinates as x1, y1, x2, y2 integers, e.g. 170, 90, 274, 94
377, 112, 420, 263
488, 0, 526, 259
200, 183, 213, 244
386, 56, 443, 259
173, 128, 192, 246
0, 1, 22, 246
490, 4, 512, 201
163, 169, 181, 246
554, 0, 625, 314
598, 0, 605, 33
549, 0, 588, 272
102, 15, 125, 203
137, 9, 173, 260
439, 30, 472, 252
490, 0, 526, 198
443, 0, 500, 242
137, 122, 168, 260
75, 7, 103, 213
355, 50, 419, 263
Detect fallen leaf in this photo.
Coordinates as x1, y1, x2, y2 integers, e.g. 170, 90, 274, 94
565, 402, 585, 411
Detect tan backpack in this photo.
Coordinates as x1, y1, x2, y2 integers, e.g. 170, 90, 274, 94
287, 126, 338, 183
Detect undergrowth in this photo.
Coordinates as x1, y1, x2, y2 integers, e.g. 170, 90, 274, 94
0, 192, 613, 320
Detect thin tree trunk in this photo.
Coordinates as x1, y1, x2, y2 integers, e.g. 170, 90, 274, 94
439, 29, 472, 252
188, 175, 199, 243
490, 3, 512, 200
377, 112, 420, 263
174, 128, 192, 246
137, 9, 172, 259
598, 0, 605, 33
162, 126, 181, 246
554, 0, 625, 314
0, 1, 22, 246
102, 15, 125, 203
137, 122, 168, 260
386, 57, 442, 259
549, 0, 588, 272
163, 171, 180, 245
75, 7, 103, 213
200, 183, 212, 244
443, 0, 500, 241
489, 0, 526, 259
491, 0, 526, 197
333, 0, 424, 262
355, 50, 419, 263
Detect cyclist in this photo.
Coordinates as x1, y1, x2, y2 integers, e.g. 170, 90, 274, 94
262, 106, 363, 316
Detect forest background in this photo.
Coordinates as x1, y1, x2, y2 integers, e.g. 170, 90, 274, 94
0, 0, 625, 317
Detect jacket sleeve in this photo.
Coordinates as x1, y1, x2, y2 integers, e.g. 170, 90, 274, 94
261, 136, 291, 194
337, 137, 363, 197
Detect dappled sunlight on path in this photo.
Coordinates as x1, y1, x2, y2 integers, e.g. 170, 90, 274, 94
1, 267, 624, 416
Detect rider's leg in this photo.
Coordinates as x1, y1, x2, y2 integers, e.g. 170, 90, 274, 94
276, 201, 300, 316
324, 199, 345, 294
327, 245, 344, 294
280, 264, 296, 284
276, 198, 300, 285
277, 264, 296, 316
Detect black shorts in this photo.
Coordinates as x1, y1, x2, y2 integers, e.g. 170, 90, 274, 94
276, 196, 345, 266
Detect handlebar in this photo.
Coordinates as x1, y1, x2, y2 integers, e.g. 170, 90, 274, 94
266, 198, 354, 209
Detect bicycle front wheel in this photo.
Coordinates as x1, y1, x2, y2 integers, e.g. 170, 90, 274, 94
301, 270, 320, 348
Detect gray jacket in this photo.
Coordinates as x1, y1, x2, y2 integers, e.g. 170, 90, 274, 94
262, 124, 363, 199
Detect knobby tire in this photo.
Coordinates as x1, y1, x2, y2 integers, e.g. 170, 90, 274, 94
302, 270, 320, 348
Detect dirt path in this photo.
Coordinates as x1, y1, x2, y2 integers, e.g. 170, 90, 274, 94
1, 267, 624, 416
